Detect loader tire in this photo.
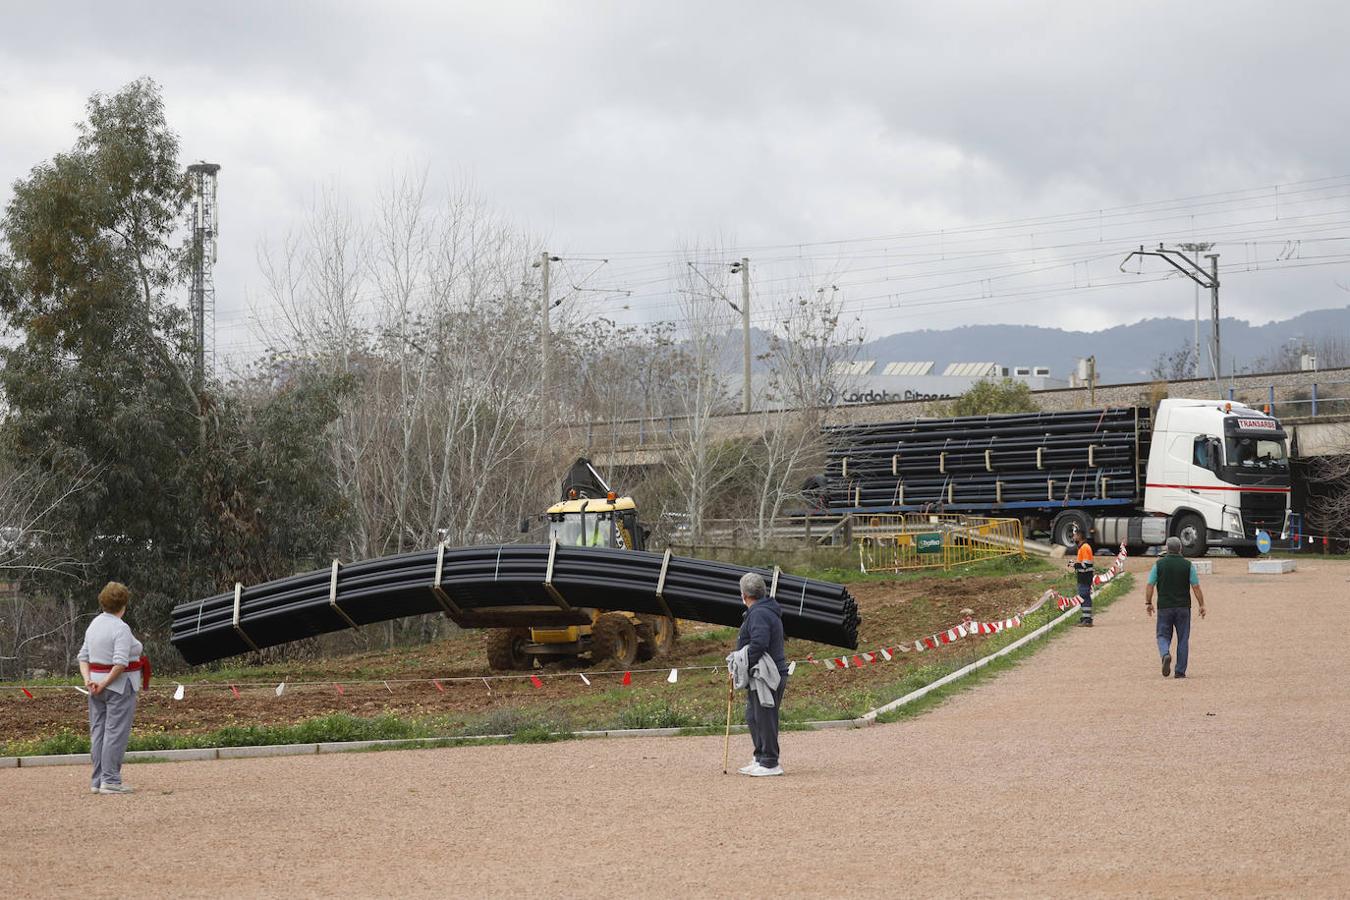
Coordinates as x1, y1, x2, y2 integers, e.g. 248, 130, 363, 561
591, 613, 639, 666
635, 615, 678, 662
486, 628, 533, 671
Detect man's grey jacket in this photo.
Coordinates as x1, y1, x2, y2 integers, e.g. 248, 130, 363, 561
726, 645, 782, 706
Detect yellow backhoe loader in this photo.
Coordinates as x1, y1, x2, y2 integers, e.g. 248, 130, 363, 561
485, 459, 678, 670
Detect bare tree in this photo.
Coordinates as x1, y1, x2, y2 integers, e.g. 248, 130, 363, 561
1249, 335, 1350, 374
0, 465, 95, 678
664, 251, 744, 541
749, 285, 863, 545
1307, 424, 1350, 547
257, 184, 376, 559
255, 174, 562, 555
1150, 341, 1198, 381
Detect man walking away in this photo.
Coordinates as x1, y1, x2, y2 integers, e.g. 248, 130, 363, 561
1070, 528, 1096, 627
1145, 536, 1207, 678
735, 572, 789, 777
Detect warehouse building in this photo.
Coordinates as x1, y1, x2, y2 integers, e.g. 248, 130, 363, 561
827, 361, 1066, 405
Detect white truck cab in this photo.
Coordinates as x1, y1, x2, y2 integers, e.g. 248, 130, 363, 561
1142, 399, 1291, 557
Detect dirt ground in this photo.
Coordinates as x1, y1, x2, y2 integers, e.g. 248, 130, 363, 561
1, 570, 1044, 744
6, 556, 1349, 898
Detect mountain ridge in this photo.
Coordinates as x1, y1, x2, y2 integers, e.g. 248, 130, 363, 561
851, 305, 1350, 382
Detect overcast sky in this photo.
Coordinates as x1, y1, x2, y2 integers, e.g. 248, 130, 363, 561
3, 0, 1350, 364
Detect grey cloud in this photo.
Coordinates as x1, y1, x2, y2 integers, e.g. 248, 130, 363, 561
3, 0, 1350, 357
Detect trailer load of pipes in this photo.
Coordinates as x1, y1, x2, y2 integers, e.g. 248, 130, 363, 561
819, 406, 1150, 513
171, 544, 860, 664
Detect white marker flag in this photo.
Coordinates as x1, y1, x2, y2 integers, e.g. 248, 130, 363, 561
787, 661, 797, 676
667, 668, 678, 684
173, 683, 185, 701
579, 673, 591, 686
275, 682, 286, 697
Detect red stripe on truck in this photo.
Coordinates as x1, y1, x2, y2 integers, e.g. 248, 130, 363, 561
1146, 483, 1290, 493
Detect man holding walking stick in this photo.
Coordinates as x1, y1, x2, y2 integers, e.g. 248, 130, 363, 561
729, 572, 789, 777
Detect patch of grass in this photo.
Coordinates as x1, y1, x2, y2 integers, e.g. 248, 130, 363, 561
12, 728, 88, 756
458, 707, 568, 738
512, 723, 571, 743
615, 697, 702, 730
1, 713, 438, 757
683, 626, 739, 643
793, 552, 1054, 586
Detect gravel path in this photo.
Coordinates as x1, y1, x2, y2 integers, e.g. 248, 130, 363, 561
7, 557, 1348, 898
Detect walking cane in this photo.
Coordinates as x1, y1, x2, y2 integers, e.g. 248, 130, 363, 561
722, 668, 734, 775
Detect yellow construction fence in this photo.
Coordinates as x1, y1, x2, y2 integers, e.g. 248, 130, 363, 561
856, 514, 1025, 573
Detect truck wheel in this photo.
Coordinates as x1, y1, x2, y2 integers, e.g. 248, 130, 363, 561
1173, 513, 1209, 558
486, 628, 533, 671
635, 615, 678, 662
1052, 511, 1092, 549
591, 613, 639, 666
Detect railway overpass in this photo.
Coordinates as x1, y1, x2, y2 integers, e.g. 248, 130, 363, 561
571, 366, 1350, 467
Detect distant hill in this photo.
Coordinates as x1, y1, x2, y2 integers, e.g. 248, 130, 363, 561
852, 306, 1350, 383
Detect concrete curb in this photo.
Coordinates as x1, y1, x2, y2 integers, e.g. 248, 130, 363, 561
16, 752, 93, 767
127, 748, 216, 763
218, 743, 318, 759
0, 718, 870, 770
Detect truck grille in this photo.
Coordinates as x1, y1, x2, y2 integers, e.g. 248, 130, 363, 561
1240, 492, 1287, 538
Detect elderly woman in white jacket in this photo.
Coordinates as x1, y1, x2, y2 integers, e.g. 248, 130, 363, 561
78, 582, 148, 795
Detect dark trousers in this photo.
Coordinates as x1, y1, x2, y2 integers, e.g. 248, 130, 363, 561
1077, 578, 1093, 618
746, 677, 788, 769
1156, 607, 1192, 676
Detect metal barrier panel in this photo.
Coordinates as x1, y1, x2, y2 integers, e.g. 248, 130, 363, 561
857, 514, 1024, 573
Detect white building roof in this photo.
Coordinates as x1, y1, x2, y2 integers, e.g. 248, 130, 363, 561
942, 362, 1000, 377
832, 360, 877, 376
881, 361, 935, 376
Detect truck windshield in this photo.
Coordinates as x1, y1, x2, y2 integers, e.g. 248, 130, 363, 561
1224, 436, 1288, 469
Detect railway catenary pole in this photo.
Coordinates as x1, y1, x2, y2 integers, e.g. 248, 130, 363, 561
1120, 244, 1220, 391
1177, 241, 1214, 378
1207, 252, 1221, 385
536, 251, 560, 400
726, 258, 752, 414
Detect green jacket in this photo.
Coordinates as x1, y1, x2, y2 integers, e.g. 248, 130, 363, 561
1153, 554, 1195, 609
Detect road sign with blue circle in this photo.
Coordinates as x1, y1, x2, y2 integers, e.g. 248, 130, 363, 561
1256, 530, 1272, 554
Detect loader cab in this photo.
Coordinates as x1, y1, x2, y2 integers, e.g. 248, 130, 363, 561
546, 495, 646, 551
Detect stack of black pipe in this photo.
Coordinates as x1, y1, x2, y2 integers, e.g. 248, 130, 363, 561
820, 407, 1148, 513
171, 545, 859, 664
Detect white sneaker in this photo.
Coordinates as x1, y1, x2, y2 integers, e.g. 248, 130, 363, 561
90, 785, 100, 794
98, 783, 134, 794
748, 764, 784, 777
738, 761, 759, 775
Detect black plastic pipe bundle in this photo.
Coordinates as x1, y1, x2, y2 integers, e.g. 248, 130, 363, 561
171, 545, 859, 664
819, 406, 1150, 513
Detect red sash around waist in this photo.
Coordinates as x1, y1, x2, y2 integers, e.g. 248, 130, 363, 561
88, 655, 151, 690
